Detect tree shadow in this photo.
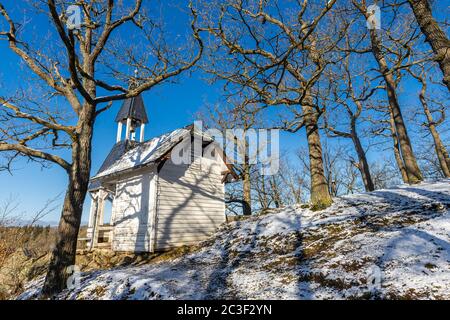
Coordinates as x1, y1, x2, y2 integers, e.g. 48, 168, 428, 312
336, 185, 449, 298
200, 207, 312, 299
154, 154, 225, 249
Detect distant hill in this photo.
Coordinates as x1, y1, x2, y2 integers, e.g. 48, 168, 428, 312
12, 219, 59, 227
12, 219, 89, 227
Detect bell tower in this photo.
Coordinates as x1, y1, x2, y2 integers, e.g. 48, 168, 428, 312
115, 94, 149, 143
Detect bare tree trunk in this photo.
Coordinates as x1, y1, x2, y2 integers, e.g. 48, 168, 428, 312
283, 173, 303, 204
269, 176, 283, 208
41, 110, 94, 296
383, 75, 423, 184
369, 31, 423, 183
419, 90, 450, 177
303, 97, 333, 210
242, 161, 252, 215
42, 57, 97, 295
259, 175, 269, 210
388, 108, 409, 183
408, 0, 450, 91
351, 121, 375, 191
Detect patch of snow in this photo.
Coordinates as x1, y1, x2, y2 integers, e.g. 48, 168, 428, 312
93, 128, 188, 179
19, 180, 450, 300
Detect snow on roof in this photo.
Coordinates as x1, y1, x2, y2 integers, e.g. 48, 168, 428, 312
91, 127, 189, 180
88, 140, 138, 190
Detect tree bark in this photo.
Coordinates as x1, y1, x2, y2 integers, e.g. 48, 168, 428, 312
369, 30, 423, 184
42, 53, 97, 296
351, 120, 375, 191
408, 0, 450, 91
41, 105, 94, 297
418, 88, 450, 177
388, 108, 409, 183
270, 176, 283, 208
242, 161, 252, 215
303, 97, 333, 210
259, 175, 269, 210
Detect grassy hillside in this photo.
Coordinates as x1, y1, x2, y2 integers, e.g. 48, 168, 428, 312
18, 180, 450, 300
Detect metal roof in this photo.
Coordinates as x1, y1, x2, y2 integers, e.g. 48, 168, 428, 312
88, 124, 237, 188
88, 140, 138, 191
114, 94, 149, 124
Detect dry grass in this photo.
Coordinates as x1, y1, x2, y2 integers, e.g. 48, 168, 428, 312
0, 226, 57, 299
75, 244, 201, 271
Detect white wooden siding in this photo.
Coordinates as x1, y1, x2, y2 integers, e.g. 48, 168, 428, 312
108, 142, 228, 252
111, 169, 156, 252
155, 144, 227, 250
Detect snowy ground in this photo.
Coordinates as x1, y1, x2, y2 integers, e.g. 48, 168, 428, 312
20, 180, 450, 300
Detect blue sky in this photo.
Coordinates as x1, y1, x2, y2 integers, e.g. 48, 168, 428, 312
0, 1, 309, 224
0, 1, 448, 224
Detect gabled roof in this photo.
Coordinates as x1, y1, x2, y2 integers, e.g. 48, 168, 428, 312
90, 125, 238, 188
88, 140, 138, 191
90, 125, 210, 182
115, 95, 148, 124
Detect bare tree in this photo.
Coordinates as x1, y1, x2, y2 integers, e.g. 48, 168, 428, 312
277, 161, 307, 205
296, 143, 363, 198
0, 194, 59, 298
415, 140, 449, 179
252, 172, 269, 211
406, 0, 450, 91
251, 161, 304, 211
351, 0, 424, 184
408, 66, 450, 177
196, 0, 350, 209
0, 195, 21, 228
370, 158, 402, 189
387, 105, 410, 183
200, 95, 261, 215
368, 102, 410, 183
0, 1, 202, 296
323, 48, 382, 191
321, 143, 365, 196
341, 161, 361, 194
